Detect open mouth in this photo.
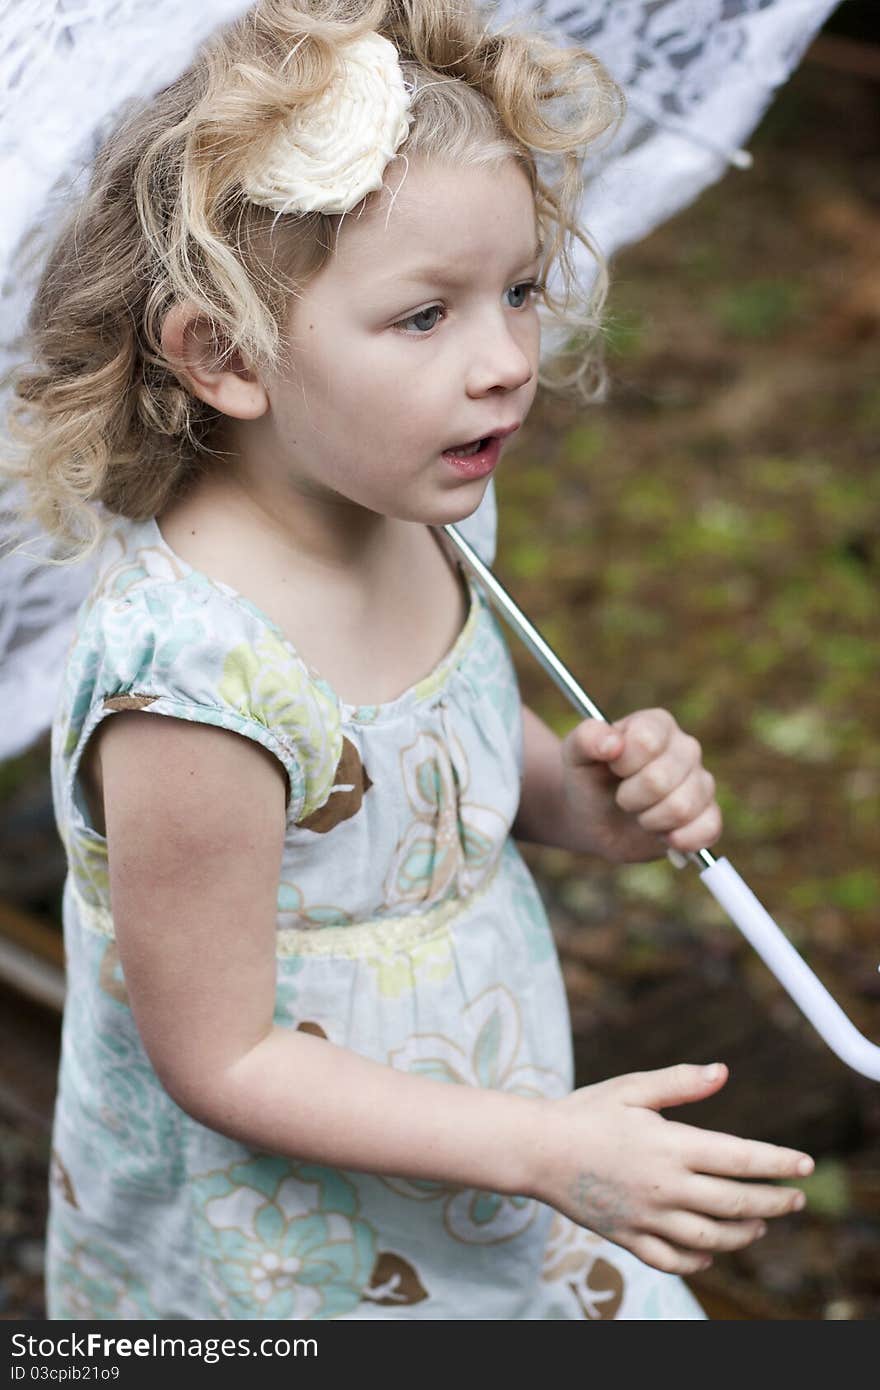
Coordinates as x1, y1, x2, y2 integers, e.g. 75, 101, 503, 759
442, 437, 490, 457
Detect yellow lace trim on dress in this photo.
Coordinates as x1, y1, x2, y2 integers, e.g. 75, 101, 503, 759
68, 850, 502, 959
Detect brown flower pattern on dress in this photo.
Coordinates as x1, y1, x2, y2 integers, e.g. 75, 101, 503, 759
576, 1258, 625, 1320
295, 1021, 329, 1039
50, 1150, 80, 1209
102, 694, 159, 712
362, 1251, 429, 1308
542, 1213, 626, 1319
299, 736, 373, 834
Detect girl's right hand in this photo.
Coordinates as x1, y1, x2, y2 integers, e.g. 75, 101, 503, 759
530, 1062, 813, 1275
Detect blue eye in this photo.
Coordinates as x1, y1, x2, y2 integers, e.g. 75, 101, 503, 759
506, 280, 545, 310
399, 304, 443, 335
394, 281, 545, 336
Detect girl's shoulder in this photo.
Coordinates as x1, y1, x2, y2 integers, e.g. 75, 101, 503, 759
57, 514, 343, 827
77, 513, 338, 704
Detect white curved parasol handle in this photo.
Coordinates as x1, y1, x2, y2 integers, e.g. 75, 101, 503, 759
439, 521, 880, 1083
700, 858, 880, 1081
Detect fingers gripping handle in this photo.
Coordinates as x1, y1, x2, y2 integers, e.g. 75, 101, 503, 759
701, 858, 880, 1082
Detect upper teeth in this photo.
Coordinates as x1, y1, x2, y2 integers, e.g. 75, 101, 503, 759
453, 439, 483, 455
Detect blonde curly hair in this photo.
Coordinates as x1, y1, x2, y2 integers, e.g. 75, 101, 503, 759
2, 0, 623, 565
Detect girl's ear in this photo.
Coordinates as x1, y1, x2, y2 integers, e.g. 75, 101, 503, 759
160, 301, 269, 420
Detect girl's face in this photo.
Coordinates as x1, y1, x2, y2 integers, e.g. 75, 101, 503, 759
254, 155, 542, 530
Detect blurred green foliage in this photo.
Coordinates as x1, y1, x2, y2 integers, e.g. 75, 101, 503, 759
788, 1160, 852, 1220
710, 279, 807, 338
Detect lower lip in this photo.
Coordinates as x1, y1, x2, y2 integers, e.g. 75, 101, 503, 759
441, 437, 502, 478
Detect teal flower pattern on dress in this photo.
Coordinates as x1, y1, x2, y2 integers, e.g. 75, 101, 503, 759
192, 1156, 377, 1319
58, 932, 186, 1197
273, 958, 305, 1023
276, 878, 354, 929
503, 838, 556, 964
381, 984, 569, 1244
461, 610, 522, 759
47, 1208, 158, 1320
384, 726, 507, 909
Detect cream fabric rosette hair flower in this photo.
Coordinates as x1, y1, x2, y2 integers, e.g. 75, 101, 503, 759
241, 30, 414, 215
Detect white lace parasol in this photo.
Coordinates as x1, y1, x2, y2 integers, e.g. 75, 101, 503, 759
0, 0, 840, 761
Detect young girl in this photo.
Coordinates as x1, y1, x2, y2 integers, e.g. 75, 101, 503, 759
9, 0, 813, 1320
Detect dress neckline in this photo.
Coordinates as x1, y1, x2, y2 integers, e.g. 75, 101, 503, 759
142, 515, 482, 724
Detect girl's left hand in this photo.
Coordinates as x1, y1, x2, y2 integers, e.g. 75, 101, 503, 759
560, 708, 722, 862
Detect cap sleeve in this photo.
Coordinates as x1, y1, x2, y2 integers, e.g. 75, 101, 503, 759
58, 575, 342, 846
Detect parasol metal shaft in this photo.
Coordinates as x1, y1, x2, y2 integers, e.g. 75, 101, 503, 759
439, 521, 880, 1082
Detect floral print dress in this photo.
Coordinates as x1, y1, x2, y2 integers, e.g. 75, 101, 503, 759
46, 481, 705, 1320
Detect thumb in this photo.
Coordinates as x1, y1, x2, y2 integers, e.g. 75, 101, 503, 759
621, 1062, 729, 1112
565, 719, 625, 767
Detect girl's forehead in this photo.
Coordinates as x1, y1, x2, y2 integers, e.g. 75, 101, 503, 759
330, 158, 539, 277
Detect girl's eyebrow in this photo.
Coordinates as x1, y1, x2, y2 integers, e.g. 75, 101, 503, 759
386, 238, 545, 289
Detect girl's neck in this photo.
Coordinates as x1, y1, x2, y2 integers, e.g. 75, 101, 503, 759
160, 466, 409, 588
154, 470, 469, 711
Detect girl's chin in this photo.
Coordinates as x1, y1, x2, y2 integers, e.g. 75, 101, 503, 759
375, 473, 494, 531
432, 487, 492, 528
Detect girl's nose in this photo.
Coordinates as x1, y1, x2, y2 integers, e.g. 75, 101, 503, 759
466, 317, 536, 396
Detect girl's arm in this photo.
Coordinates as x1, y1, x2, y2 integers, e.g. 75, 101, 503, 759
96, 710, 808, 1276
97, 711, 537, 1194
512, 703, 606, 852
